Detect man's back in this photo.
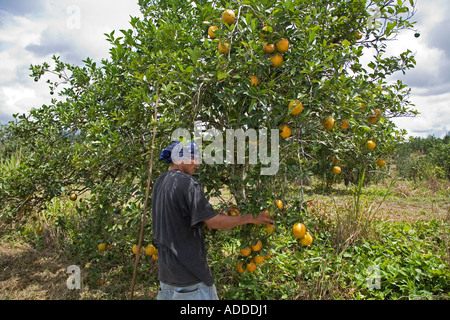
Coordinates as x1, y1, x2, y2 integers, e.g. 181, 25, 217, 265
152, 169, 217, 287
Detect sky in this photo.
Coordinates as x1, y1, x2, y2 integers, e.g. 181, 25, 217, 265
0, 0, 449, 139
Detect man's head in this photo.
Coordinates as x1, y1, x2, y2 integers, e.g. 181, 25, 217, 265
159, 140, 201, 175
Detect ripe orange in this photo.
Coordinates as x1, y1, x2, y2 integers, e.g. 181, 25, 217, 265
254, 255, 265, 264
340, 119, 349, 130
276, 199, 283, 210
260, 26, 270, 38
376, 158, 386, 167
249, 75, 258, 86
237, 261, 246, 273
208, 26, 218, 38
251, 239, 262, 252
289, 100, 303, 115
145, 244, 157, 256
246, 261, 257, 272
332, 166, 342, 175
279, 125, 291, 139
222, 9, 235, 24
263, 224, 275, 234
98, 243, 106, 251
263, 42, 275, 53
355, 31, 363, 40
228, 206, 239, 216
332, 156, 340, 164
292, 222, 306, 239
269, 53, 283, 67
218, 41, 230, 54
323, 117, 335, 130
69, 193, 77, 201
366, 140, 376, 150
276, 38, 289, 53
152, 253, 158, 261
373, 108, 382, 116
367, 115, 378, 124
132, 244, 143, 255
300, 232, 313, 246
240, 246, 251, 257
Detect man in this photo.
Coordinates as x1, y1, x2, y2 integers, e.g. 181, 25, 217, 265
152, 141, 273, 300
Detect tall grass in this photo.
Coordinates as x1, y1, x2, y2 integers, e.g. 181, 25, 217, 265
0, 148, 22, 173
333, 170, 396, 249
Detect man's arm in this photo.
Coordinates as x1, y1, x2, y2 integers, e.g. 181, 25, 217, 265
204, 210, 274, 230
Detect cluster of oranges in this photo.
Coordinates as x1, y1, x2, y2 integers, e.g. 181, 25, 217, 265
209, 9, 289, 68
237, 238, 271, 274
233, 208, 274, 274
292, 222, 313, 246
132, 243, 158, 261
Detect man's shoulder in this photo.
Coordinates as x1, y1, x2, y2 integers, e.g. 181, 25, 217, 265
157, 170, 200, 186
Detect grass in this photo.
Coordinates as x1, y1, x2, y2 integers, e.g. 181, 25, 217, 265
0, 178, 449, 300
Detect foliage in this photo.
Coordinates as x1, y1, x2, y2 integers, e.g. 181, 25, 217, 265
395, 134, 450, 181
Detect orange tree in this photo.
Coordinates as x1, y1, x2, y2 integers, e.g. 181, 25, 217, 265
2, 0, 418, 260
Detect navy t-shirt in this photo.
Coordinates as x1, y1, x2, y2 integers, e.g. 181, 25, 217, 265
152, 169, 217, 287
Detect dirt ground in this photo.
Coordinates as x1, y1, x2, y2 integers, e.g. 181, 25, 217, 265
0, 242, 73, 300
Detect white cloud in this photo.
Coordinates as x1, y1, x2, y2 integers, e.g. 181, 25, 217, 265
0, 0, 142, 124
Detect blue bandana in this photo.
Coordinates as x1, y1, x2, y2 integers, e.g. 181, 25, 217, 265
159, 140, 200, 164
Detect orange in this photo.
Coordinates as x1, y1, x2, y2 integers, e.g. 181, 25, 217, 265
276, 38, 289, 53
367, 115, 378, 124
376, 159, 386, 167
69, 193, 77, 201
208, 26, 218, 38
269, 53, 283, 67
246, 261, 257, 272
98, 243, 107, 251
263, 42, 275, 54
228, 206, 240, 216
152, 253, 158, 261
237, 261, 246, 273
263, 224, 275, 234
145, 244, 157, 256
254, 255, 264, 264
132, 244, 143, 255
366, 140, 376, 150
279, 125, 291, 139
289, 100, 303, 115
332, 166, 342, 175
340, 119, 349, 130
355, 31, 363, 40
260, 26, 270, 38
332, 156, 340, 164
218, 41, 230, 54
323, 117, 335, 130
249, 75, 258, 86
276, 199, 283, 210
222, 9, 235, 24
300, 232, 313, 246
373, 108, 382, 116
251, 239, 262, 252
240, 246, 251, 257
292, 222, 306, 239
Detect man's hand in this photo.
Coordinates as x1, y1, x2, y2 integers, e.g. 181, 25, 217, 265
205, 209, 274, 230
245, 209, 274, 225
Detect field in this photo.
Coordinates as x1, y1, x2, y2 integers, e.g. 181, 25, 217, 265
1, 178, 448, 300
